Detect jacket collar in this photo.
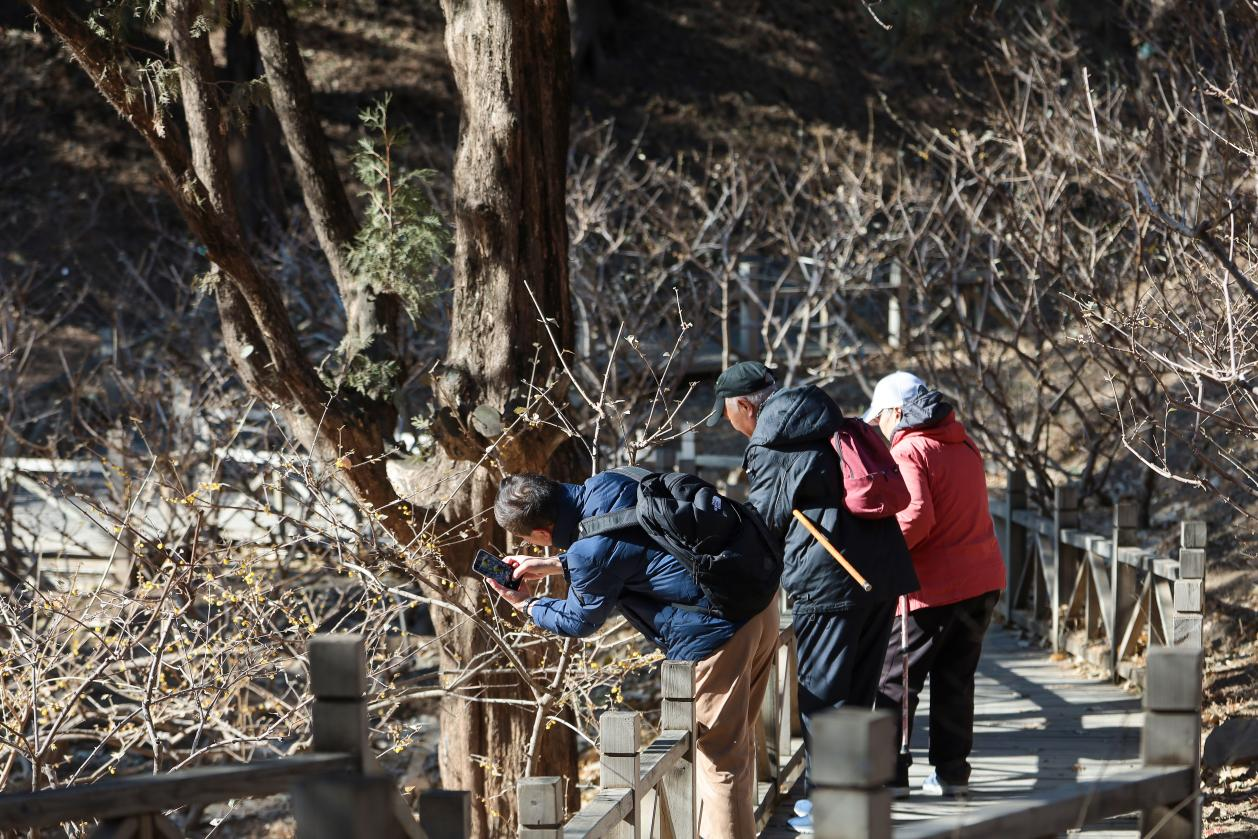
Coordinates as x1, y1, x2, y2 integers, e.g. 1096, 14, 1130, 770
550, 483, 585, 550
892, 390, 953, 436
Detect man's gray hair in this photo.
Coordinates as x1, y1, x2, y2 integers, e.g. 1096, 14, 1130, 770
727, 383, 777, 412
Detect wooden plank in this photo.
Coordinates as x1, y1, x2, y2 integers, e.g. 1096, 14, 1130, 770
309, 635, 368, 767
1034, 532, 1055, 625
1086, 550, 1115, 646
1011, 509, 1054, 537
562, 789, 633, 838
599, 711, 640, 839
1110, 504, 1140, 675
308, 635, 367, 700
810, 711, 895, 788
764, 625, 1156, 836
892, 767, 1194, 839
813, 788, 892, 839
1116, 577, 1151, 664
1173, 580, 1203, 614
417, 790, 470, 838
1053, 486, 1081, 652
1151, 578, 1174, 646
658, 660, 696, 839
1145, 646, 1203, 713
1002, 471, 1028, 620
1151, 559, 1180, 581
291, 773, 403, 839
1064, 558, 1088, 624
0, 754, 355, 830
1180, 522, 1207, 550
1060, 528, 1105, 551
637, 732, 689, 792
519, 777, 565, 839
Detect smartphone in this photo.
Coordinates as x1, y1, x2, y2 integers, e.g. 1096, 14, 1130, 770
472, 549, 521, 591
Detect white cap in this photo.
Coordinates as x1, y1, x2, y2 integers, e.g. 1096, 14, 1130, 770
862, 371, 928, 422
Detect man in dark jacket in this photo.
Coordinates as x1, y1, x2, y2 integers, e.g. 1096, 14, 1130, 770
711, 362, 918, 831
488, 470, 780, 838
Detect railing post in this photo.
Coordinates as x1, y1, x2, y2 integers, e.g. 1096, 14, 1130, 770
1174, 522, 1207, 647
886, 261, 906, 350
308, 634, 369, 771
655, 444, 676, 473
1110, 501, 1140, 677
293, 775, 400, 839
737, 259, 762, 359
419, 790, 471, 837
810, 709, 894, 839
774, 630, 794, 789
1052, 485, 1080, 653
600, 711, 642, 839
295, 634, 408, 839
660, 662, 697, 839
1001, 469, 1028, 624
678, 430, 696, 475
518, 777, 565, 839
1140, 645, 1203, 838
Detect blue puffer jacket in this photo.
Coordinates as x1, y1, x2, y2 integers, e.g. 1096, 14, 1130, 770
528, 471, 741, 661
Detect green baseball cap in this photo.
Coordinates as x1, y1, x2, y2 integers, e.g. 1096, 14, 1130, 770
706, 361, 776, 427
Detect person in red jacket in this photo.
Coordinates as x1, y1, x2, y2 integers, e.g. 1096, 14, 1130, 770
864, 371, 1006, 800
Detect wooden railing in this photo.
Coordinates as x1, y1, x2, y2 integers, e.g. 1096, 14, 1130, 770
519, 600, 805, 837
1, 448, 359, 591
807, 642, 1204, 839
0, 635, 468, 838
991, 469, 1206, 683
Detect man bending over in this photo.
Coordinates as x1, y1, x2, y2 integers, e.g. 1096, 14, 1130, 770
489, 471, 780, 838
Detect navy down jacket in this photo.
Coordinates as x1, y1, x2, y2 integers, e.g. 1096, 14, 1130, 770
528, 471, 742, 661
744, 385, 919, 615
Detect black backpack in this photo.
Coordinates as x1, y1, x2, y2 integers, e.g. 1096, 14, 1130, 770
578, 467, 783, 621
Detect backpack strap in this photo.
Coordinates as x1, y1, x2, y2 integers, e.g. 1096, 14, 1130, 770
576, 466, 653, 539
578, 508, 640, 540
606, 465, 652, 481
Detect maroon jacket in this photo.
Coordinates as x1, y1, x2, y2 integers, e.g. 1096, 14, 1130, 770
890, 392, 1005, 613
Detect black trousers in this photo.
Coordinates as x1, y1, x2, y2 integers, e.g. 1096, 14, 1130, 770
874, 590, 999, 784
794, 598, 896, 787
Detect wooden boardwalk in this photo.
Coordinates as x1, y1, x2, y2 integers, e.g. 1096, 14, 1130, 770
761, 626, 1143, 838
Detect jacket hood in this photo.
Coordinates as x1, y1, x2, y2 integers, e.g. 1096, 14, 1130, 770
550, 483, 587, 550
893, 390, 966, 444
749, 385, 845, 448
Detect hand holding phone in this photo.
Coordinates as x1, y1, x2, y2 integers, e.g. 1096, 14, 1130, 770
473, 549, 522, 591
506, 555, 564, 582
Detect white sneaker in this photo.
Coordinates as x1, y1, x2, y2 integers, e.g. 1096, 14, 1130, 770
787, 813, 814, 834
793, 799, 812, 818
921, 771, 969, 798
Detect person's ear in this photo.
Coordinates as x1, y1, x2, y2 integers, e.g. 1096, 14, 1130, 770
528, 527, 553, 546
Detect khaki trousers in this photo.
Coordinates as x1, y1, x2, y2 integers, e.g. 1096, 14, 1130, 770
693, 602, 780, 839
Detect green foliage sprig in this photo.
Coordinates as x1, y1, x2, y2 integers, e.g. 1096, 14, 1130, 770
345, 94, 448, 325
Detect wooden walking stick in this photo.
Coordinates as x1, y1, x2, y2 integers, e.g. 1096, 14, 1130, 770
791, 509, 873, 592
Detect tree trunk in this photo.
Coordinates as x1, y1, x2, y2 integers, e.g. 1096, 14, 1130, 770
28, 1, 579, 833
433, 1, 577, 834
224, 15, 288, 235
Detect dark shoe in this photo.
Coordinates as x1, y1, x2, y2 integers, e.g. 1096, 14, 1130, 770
889, 765, 911, 799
